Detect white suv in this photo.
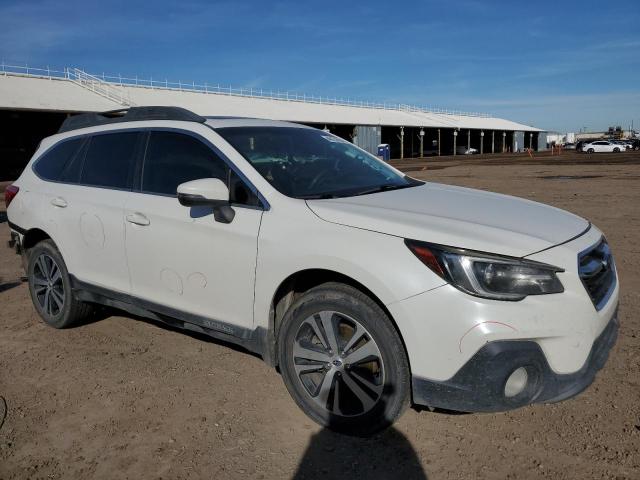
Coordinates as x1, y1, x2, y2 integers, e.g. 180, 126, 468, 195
6, 107, 619, 435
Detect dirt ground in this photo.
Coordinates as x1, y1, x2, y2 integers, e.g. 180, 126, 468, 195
1, 151, 639, 479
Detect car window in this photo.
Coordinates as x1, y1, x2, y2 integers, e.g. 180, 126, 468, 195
59, 139, 89, 183
142, 131, 260, 206
217, 126, 420, 199
33, 138, 85, 181
81, 132, 140, 189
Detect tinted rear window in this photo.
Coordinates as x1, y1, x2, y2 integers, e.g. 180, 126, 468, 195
33, 138, 85, 181
80, 132, 140, 189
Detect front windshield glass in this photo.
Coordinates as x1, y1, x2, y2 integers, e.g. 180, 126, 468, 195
216, 126, 422, 199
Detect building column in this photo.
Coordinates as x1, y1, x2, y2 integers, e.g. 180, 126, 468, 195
480, 130, 484, 154
398, 126, 405, 159
502, 131, 506, 153
453, 130, 458, 156
419, 128, 424, 158
528, 132, 533, 150
438, 129, 441, 156
491, 130, 495, 153
467, 129, 471, 151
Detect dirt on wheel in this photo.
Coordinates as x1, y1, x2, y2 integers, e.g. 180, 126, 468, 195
1, 152, 639, 479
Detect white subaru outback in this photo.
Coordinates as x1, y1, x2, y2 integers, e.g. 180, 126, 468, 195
5, 107, 619, 435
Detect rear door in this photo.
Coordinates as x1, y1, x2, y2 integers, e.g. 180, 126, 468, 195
123, 129, 263, 330
44, 130, 143, 293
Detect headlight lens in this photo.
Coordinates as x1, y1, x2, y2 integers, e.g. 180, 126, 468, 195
405, 240, 564, 300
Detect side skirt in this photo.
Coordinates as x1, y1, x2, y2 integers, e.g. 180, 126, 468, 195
69, 275, 268, 360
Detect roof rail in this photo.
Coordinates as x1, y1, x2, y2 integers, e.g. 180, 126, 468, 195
58, 106, 206, 133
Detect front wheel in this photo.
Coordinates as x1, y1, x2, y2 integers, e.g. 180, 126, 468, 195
587, 148, 595, 153
278, 283, 410, 436
613, 147, 620, 153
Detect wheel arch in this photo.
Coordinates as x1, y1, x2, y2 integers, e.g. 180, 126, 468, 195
22, 227, 53, 251
263, 268, 411, 374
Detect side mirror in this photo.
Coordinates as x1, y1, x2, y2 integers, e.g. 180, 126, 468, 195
177, 178, 235, 223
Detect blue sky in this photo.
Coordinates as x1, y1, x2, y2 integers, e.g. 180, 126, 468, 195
1, 0, 639, 132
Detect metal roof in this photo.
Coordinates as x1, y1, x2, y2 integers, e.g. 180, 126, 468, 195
0, 69, 542, 132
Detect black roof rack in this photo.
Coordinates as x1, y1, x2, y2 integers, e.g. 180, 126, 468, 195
58, 106, 206, 133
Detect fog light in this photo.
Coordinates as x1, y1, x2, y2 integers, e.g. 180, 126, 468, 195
504, 367, 528, 398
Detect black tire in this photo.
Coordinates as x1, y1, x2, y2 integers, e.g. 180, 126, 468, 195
587, 148, 594, 153
27, 239, 93, 328
277, 282, 410, 436
613, 147, 620, 153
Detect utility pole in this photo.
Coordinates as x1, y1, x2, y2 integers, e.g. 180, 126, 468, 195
491, 130, 495, 153
419, 128, 425, 157
438, 129, 441, 156
397, 127, 405, 159
502, 131, 506, 153
480, 130, 484, 154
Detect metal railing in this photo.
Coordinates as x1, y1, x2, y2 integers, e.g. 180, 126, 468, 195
67, 68, 135, 106
0, 62, 491, 117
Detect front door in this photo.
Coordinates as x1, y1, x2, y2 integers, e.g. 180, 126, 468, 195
124, 130, 263, 330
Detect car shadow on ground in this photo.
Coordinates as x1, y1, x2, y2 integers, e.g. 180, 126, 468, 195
292, 395, 428, 479
0, 281, 22, 293
292, 425, 428, 480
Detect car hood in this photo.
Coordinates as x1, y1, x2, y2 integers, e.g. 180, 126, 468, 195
306, 183, 589, 257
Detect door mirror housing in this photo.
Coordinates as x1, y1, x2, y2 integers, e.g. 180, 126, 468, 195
177, 178, 229, 205
177, 178, 235, 223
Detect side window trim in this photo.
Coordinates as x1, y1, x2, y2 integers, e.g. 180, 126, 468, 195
136, 127, 269, 211
32, 129, 145, 192
30, 126, 269, 210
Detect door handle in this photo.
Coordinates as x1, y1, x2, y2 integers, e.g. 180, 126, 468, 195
125, 212, 150, 226
50, 197, 67, 208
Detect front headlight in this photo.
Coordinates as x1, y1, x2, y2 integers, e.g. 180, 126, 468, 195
405, 239, 564, 301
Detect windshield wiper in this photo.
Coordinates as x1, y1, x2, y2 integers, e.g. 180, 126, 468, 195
353, 183, 416, 196
299, 193, 339, 199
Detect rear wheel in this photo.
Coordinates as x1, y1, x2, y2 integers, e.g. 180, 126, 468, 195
278, 282, 410, 436
27, 240, 92, 328
587, 148, 594, 153
613, 147, 620, 153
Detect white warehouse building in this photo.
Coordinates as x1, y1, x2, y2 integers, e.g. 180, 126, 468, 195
0, 64, 544, 179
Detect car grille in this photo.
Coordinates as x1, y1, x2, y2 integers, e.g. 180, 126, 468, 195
578, 237, 616, 310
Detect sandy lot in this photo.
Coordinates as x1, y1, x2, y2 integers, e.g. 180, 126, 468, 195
1, 151, 639, 479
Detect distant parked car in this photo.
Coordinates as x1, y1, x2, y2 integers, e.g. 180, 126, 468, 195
612, 140, 631, 150
582, 141, 624, 153
456, 146, 478, 155
563, 143, 576, 150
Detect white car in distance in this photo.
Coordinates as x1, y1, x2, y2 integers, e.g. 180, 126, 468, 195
6, 107, 619, 435
582, 140, 624, 153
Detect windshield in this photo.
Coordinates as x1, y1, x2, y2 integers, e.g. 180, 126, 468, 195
216, 126, 422, 199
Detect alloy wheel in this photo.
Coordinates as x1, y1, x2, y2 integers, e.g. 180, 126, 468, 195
292, 311, 385, 417
32, 253, 65, 317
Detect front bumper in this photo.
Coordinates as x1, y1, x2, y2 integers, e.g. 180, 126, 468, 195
412, 309, 618, 412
